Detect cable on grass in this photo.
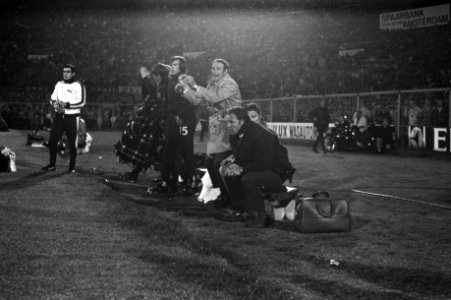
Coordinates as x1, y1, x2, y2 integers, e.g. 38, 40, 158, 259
352, 187, 451, 210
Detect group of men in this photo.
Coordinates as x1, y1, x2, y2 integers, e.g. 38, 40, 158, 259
42, 58, 295, 228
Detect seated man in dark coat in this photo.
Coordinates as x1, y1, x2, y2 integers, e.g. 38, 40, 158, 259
220, 106, 294, 228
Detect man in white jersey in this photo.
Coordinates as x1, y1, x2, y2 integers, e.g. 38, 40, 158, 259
42, 64, 86, 173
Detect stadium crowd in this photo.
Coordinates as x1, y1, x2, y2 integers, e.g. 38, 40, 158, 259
1, 5, 450, 130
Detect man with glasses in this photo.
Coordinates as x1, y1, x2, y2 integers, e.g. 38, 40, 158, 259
42, 64, 86, 173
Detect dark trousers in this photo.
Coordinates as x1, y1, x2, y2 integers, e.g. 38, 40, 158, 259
199, 120, 208, 142
207, 151, 232, 201
313, 127, 326, 152
48, 114, 78, 169
161, 117, 196, 186
221, 170, 284, 213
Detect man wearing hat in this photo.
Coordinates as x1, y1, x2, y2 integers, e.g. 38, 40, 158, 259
42, 64, 86, 173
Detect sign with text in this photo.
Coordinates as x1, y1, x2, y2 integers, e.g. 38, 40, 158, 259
267, 123, 315, 140
409, 126, 451, 152
380, 4, 450, 30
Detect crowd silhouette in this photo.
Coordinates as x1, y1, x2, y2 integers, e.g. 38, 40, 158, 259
1, 5, 450, 129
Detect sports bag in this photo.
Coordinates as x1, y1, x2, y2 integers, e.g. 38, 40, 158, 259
295, 192, 351, 233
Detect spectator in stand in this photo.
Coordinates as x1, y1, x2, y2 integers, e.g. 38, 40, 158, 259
405, 98, 423, 128
180, 58, 242, 208
360, 104, 372, 123
405, 99, 424, 148
0, 115, 8, 132
31, 105, 43, 134
308, 98, 330, 154
96, 106, 103, 130
353, 108, 371, 149
421, 97, 433, 127
374, 117, 396, 153
245, 102, 266, 126
431, 98, 449, 127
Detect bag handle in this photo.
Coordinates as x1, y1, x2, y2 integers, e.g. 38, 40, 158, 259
315, 200, 336, 218
312, 191, 330, 199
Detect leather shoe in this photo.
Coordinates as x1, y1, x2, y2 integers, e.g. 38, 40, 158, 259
148, 183, 169, 195
42, 165, 56, 171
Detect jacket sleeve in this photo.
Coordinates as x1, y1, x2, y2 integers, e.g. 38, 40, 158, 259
196, 80, 239, 105
50, 82, 60, 103
66, 81, 86, 109
182, 88, 202, 106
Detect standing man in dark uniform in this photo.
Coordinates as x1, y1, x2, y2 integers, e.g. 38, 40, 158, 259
42, 64, 86, 172
308, 98, 330, 154
152, 56, 198, 194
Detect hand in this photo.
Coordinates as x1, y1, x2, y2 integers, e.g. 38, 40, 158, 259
178, 74, 188, 82
175, 116, 183, 127
220, 154, 235, 166
52, 100, 65, 114
139, 67, 150, 79
224, 163, 243, 176
174, 83, 184, 94
182, 75, 197, 88
58, 100, 66, 108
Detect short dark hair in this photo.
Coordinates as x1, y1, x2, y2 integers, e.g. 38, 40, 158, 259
245, 102, 261, 115
151, 63, 170, 81
228, 106, 249, 123
172, 56, 187, 74
212, 58, 230, 71
63, 64, 76, 72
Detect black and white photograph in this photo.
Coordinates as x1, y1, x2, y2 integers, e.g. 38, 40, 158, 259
1, 0, 450, 299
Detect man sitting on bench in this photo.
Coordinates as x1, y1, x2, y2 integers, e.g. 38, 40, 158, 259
219, 106, 295, 228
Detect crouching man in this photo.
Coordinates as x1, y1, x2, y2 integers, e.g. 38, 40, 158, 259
220, 107, 293, 228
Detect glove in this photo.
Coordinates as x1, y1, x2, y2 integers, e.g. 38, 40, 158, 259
175, 116, 183, 127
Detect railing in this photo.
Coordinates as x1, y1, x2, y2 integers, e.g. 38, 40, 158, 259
243, 88, 450, 148
1, 88, 450, 148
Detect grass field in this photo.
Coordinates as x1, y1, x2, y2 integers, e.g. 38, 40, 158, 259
1, 129, 451, 300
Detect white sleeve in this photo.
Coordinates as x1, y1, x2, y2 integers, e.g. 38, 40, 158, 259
50, 82, 59, 102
